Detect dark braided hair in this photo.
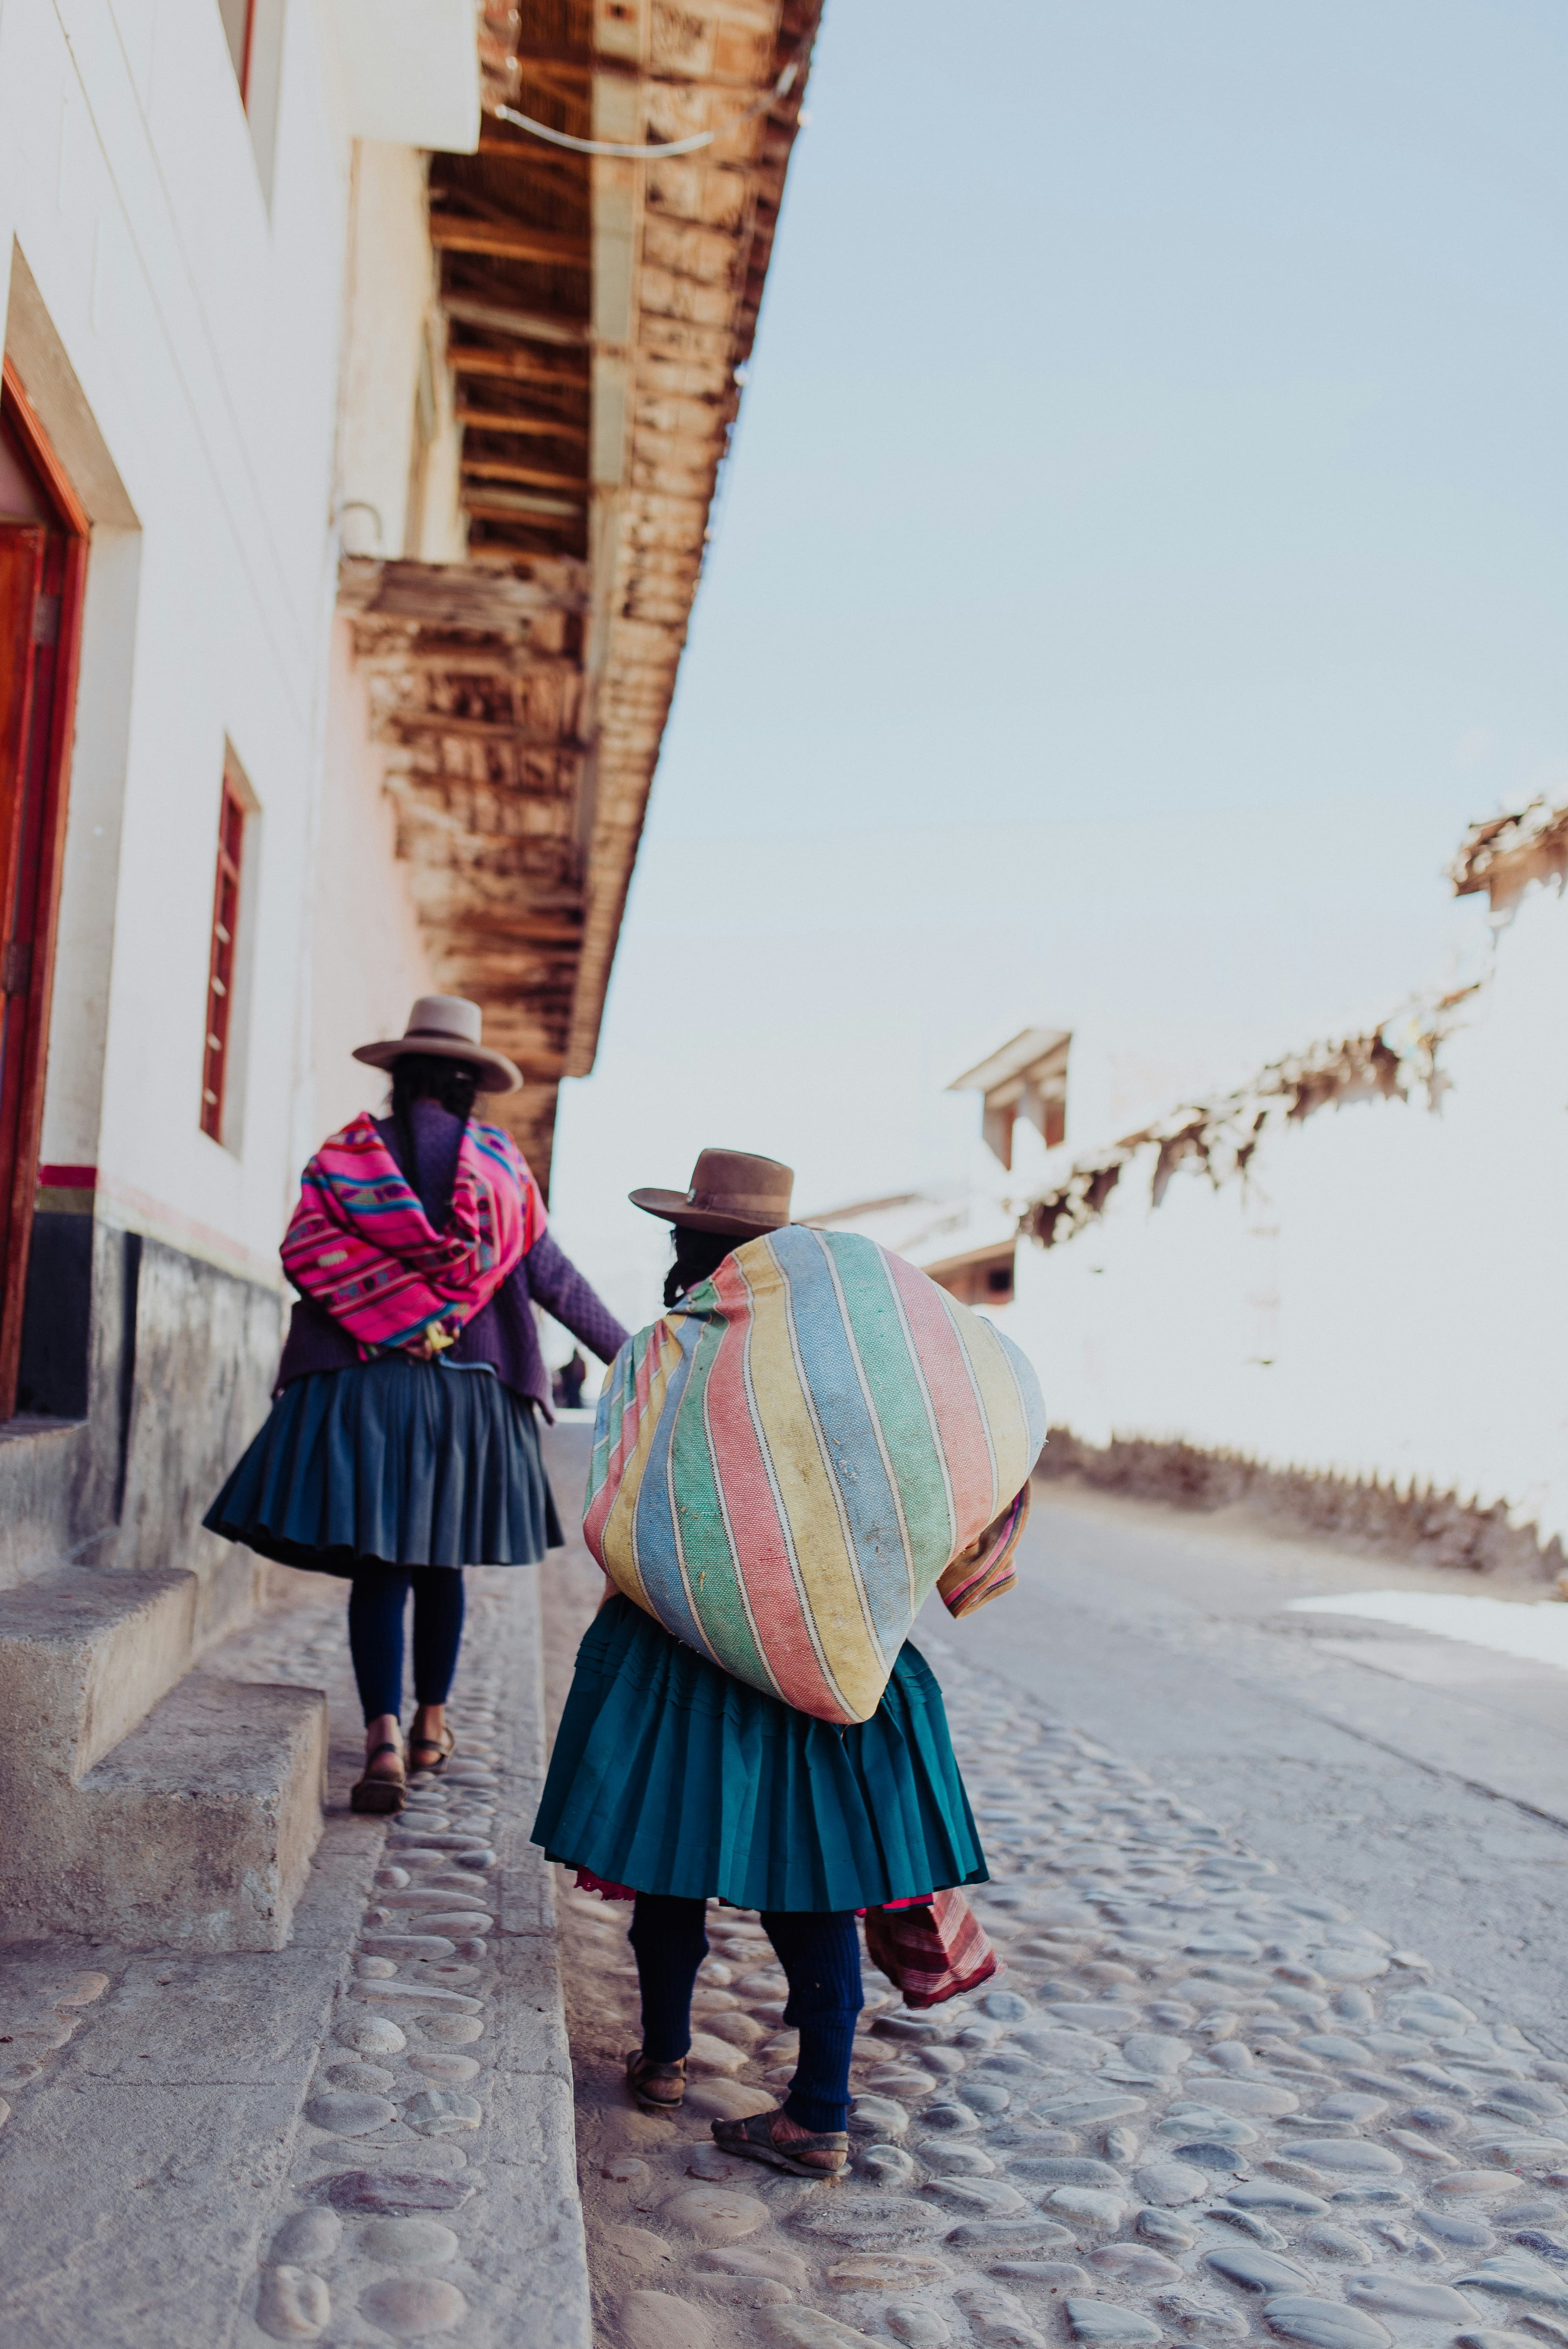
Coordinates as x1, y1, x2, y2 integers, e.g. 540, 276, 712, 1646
390, 1052, 482, 1121
389, 1054, 481, 1215
664, 1226, 744, 1310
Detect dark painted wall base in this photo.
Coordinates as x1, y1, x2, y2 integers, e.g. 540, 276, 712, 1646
17, 1210, 101, 1420
0, 1213, 282, 1597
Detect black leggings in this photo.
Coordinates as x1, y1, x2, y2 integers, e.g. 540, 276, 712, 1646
347, 1569, 466, 1724
628, 1893, 863, 2134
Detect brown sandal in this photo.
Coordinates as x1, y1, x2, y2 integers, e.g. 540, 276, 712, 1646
710, 2108, 848, 2177
409, 1724, 456, 1773
350, 1741, 407, 1815
626, 2048, 686, 2112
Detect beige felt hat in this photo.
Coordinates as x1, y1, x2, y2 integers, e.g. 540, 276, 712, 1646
630, 1148, 794, 1238
353, 996, 521, 1094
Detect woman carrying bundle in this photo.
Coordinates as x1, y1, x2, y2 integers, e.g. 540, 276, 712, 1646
532, 1148, 1037, 2180
206, 996, 627, 1813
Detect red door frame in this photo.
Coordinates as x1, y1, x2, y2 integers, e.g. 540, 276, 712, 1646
0, 358, 89, 1421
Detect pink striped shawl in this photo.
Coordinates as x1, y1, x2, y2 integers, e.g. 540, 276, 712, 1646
280, 1113, 543, 1354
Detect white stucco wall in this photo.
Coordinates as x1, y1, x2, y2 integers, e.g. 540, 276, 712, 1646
1004, 883, 1568, 1547
336, 139, 464, 564
307, 615, 435, 1149
0, 0, 451, 1281
0, 0, 347, 1279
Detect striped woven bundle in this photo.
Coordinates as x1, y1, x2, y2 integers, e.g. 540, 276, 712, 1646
584, 1224, 1047, 1725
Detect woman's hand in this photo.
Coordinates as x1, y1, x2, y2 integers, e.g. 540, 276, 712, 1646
405, 1323, 455, 1362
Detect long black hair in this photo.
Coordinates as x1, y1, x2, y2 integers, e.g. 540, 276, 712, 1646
389, 1054, 480, 1220
664, 1226, 744, 1310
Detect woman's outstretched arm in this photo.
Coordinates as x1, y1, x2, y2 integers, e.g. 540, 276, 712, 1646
524, 1229, 629, 1362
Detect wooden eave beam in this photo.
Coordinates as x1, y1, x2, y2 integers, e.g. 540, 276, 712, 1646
378, 714, 587, 747
450, 348, 589, 388
442, 295, 590, 346
430, 220, 591, 266
339, 557, 585, 608
507, 42, 801, 95
461, 457, 588, 493
457, 408, 590, 439
469, 138, 588, 180
377, 5, 823, 1199
465, 500, 587, 528
466, 541, 574, 565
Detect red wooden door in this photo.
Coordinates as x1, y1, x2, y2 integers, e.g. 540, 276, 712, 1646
0, 366, 87, 1419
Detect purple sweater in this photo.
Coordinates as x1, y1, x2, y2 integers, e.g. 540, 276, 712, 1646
275, 1101, 628, 1417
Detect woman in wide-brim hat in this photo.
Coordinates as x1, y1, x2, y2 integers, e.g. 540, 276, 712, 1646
530, 1148, 986, 2180
206, 996, 628, 1813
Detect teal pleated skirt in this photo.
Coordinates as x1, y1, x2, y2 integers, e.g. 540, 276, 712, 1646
532, 1594, 987, 1912
204, 1356, 562, 1574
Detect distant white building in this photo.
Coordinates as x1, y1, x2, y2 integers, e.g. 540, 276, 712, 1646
806, 1032, 1074, 1309
988, 805, 1568, 1574
805, 1187, 1022, 1311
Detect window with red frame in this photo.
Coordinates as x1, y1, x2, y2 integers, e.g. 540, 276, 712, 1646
200, 773, 246, 1142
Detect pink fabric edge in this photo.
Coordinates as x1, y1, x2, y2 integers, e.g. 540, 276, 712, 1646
570, 1874, 947, 1915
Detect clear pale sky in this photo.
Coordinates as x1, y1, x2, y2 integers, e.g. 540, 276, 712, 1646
547, 0, 1568, 1334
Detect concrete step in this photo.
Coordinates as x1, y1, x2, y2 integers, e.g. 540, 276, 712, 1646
0, 1565, 592, 2349
3, 1669, 326, 1948
0, 1564, 199, 1785
80, 1673, 327, 1949
0, 1568, 328, 1948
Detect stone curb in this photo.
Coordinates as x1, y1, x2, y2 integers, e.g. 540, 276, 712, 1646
0, 1559, 591, 2349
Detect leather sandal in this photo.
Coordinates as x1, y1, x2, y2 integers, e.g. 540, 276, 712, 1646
350, 1741, 407, 1815
626, 2048, 686, 2112
409, 1724, 456, 1773
710, 2108, 848, 2177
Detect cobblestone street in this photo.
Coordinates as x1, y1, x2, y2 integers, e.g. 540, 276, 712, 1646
4, 1438, 1567, 2349
541, 1451, 1568, 2349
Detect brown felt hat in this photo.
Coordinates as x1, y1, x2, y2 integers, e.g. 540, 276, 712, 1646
630, 1148, 794, 1237
353, 995, 521, 1094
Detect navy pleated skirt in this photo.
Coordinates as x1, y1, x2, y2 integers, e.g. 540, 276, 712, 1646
204, 1356, 562, 1574
532, 1594, 987, 1912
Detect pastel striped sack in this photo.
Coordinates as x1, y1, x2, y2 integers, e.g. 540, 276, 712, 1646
584, 1224, 1047, 1725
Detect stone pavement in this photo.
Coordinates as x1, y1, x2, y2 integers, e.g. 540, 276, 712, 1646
927, 1484, 1568, 2063
5, 1430, 1567, 2349
541, 1527, 1568, 2349
0, 1559, 589, 2349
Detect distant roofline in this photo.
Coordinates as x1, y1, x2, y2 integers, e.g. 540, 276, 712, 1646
923, 1237, 1017, 1283
949, 1026, 1071, 1095
800, 1191, 925, 1228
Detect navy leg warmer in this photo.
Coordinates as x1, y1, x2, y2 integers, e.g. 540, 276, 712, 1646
762, 1908, 864, 2133
629, 1893, 709, 2063
347, 1567, 466, 1723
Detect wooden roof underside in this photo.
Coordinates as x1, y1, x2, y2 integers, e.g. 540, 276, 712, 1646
343, 0, 818, 1190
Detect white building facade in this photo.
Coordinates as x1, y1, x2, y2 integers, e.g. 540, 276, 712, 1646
0, 0, 483, 1599
0, 0, 488, 1942
0, 0, 816, 1939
